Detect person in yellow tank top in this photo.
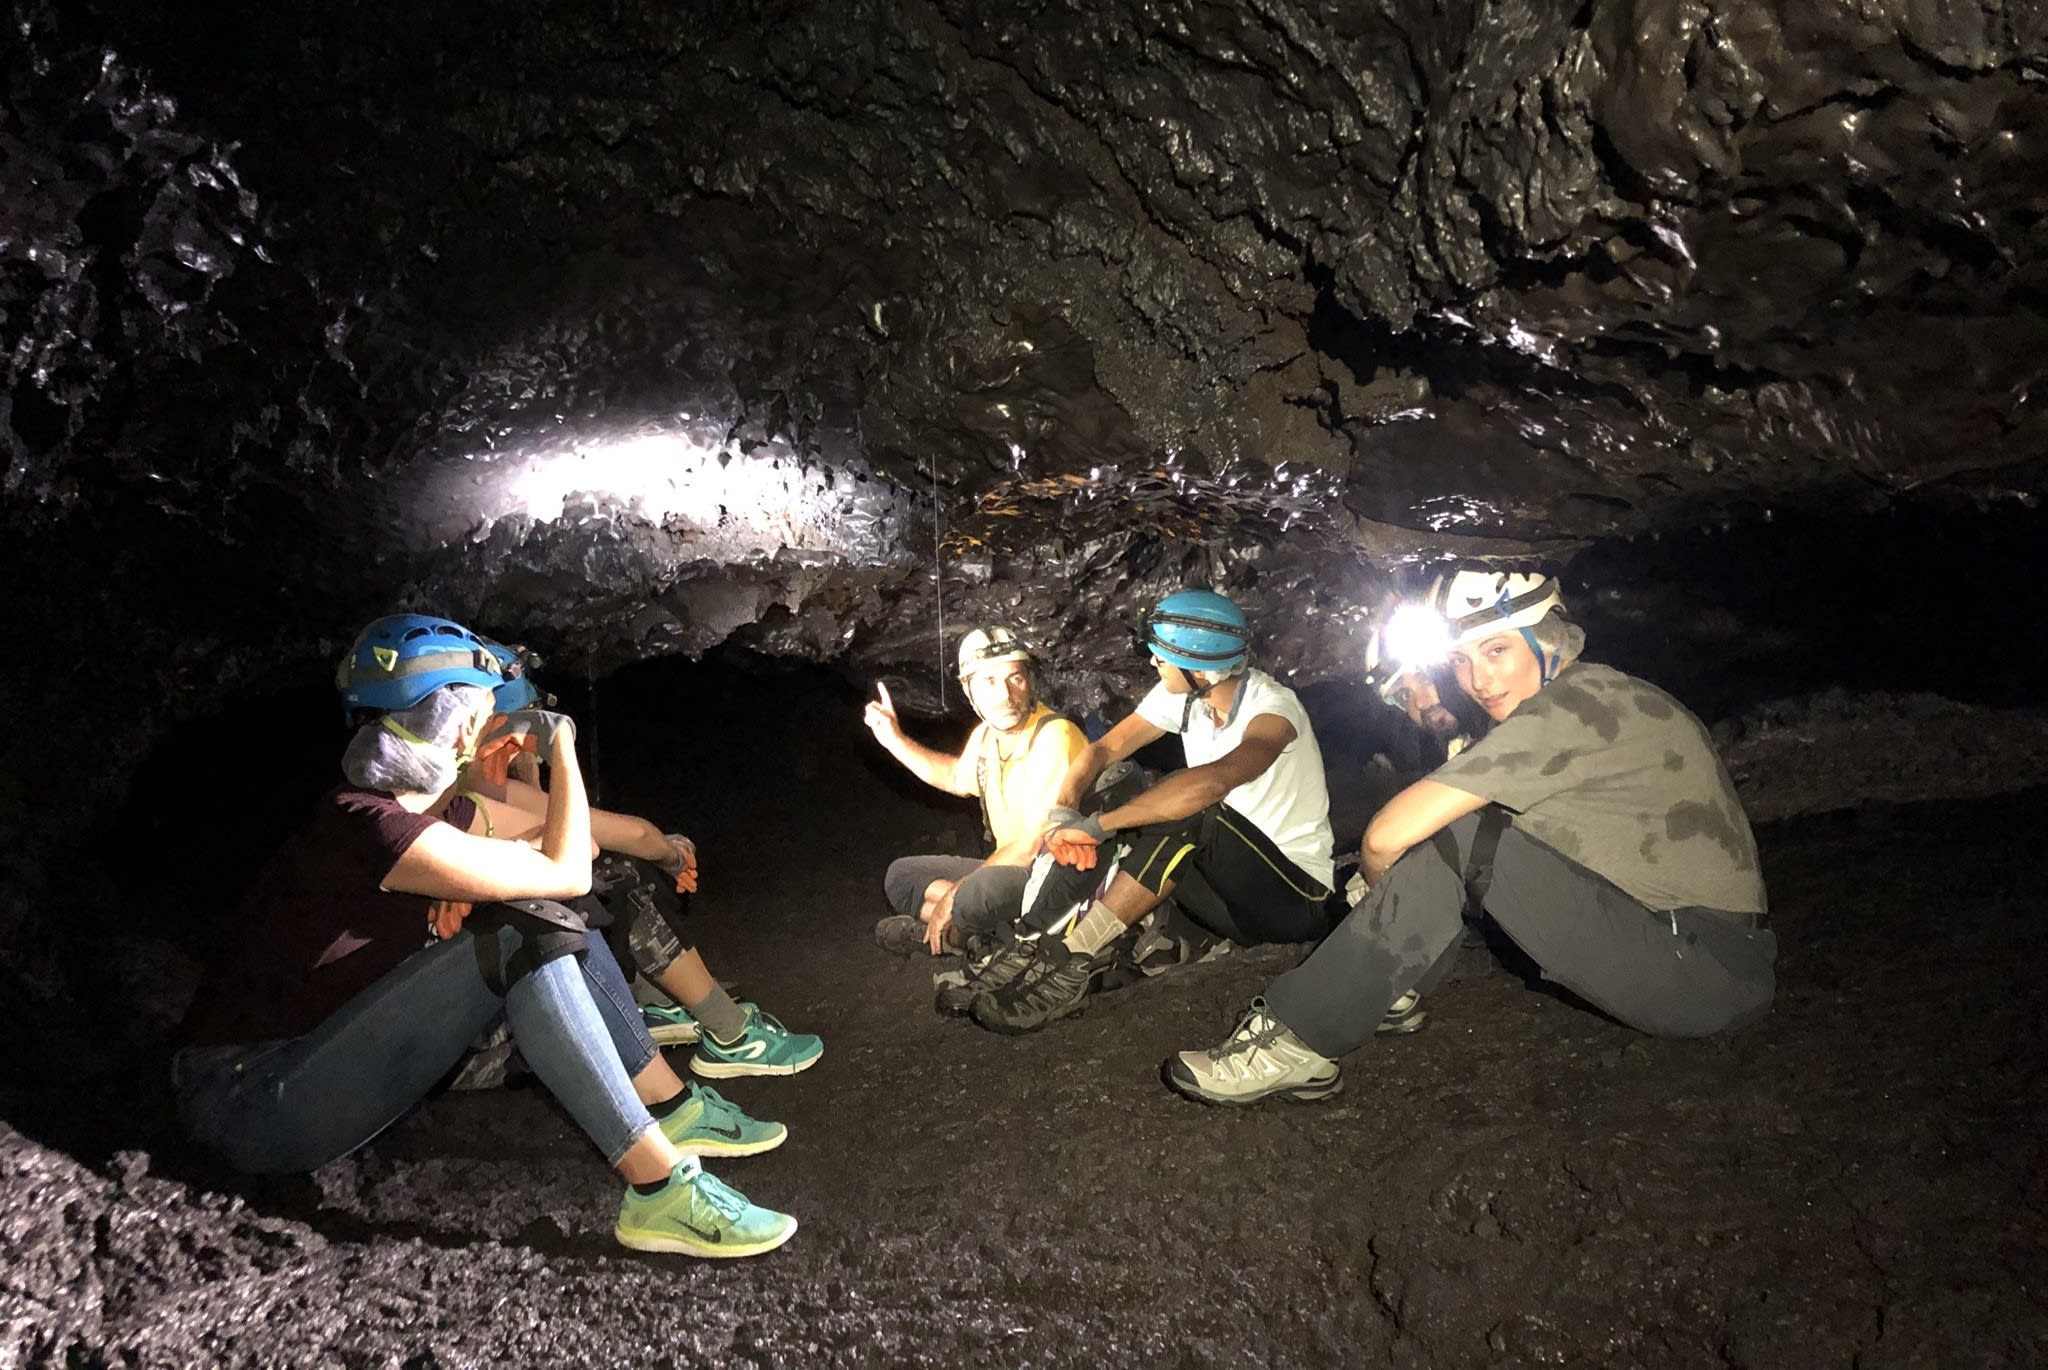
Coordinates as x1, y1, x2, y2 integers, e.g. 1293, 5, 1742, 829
864, 626, 1086, 956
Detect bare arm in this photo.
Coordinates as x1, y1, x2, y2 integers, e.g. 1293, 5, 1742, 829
1096, 714, 1294, 831
588, 807, 669, 861
385, 727, 594, 901
863, 682, 975, 796
1051, 713, 1164, 810
491, 777, 669, 860
1360, 779, 1490, 886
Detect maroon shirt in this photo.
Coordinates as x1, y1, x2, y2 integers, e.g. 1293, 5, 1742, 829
185, 785, 478, 1045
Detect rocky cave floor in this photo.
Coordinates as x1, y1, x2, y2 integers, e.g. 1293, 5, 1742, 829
3, 666, 2046, 1367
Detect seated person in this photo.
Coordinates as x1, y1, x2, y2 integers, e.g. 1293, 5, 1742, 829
1164, 571, 1776, 1105
1353, 610, 1489, 1034
466, 646, 820, 1075
961, 589, 1337, 1035
863, 626, 1086, 956
174, 615, 795, 1257
1364, 606, 1476, 778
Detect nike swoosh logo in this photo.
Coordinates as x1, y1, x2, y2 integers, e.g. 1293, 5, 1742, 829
706, 1122, 745, 1140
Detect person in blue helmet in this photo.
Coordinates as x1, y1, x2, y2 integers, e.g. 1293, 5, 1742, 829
963, 588, 1337, 1034
460, 637, 821, 1077
175, 614, 799, 1258
1162, 570, 1776, 1106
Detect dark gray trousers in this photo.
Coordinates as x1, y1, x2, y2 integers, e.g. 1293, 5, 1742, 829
883, 856, 1032, 942
1266, 811, 1777, 1059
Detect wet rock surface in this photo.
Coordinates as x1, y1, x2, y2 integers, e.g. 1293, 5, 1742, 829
15, 0, 2048, 520
5, 666, 2046, 1366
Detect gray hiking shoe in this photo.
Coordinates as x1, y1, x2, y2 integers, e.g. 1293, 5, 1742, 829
1164, 998, 1342, 1106
1378, 990, 1427, 1035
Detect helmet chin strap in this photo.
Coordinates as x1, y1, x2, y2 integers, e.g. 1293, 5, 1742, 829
1179, 669, 1242, 731
1517, 626, 1560, 685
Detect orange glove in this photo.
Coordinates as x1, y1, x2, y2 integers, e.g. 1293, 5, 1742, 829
1043, 809, 1109, 870
429, 899, 475, 941
1047, 829, 1101, 869
657, 833, 699, 894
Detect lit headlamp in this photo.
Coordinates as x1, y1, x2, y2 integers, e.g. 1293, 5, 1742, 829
1380, 605, 1451, 671
1367, 604, 1452, 706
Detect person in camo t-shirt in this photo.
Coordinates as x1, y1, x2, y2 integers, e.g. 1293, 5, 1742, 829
1164, 569, 1776, 1106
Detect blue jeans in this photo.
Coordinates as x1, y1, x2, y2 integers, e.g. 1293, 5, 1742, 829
174, 925, 664, 1174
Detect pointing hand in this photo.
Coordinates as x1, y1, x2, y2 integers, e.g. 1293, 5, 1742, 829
862, 681, 903, 744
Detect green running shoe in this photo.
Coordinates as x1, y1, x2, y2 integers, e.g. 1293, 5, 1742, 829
690, 1005, 823, 1079
615, 1160, 797, 1258
641, 1002, 701, 1046
659, 1082, 787, 1158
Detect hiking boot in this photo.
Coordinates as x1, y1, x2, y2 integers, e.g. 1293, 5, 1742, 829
1164, 998, 1342, 1106
659, 1082, 788, 1158
1377, 989, 1427, 1035
690, 1005, 824, 1079
614, 1160, 797, 1258
970, 937, 1104, 1035
936, 933, 1037, 1016
642, 1003, 702, 1046
874, 914, 929, 958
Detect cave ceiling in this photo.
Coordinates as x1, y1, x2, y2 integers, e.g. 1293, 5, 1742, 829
4, 0, 2046, 712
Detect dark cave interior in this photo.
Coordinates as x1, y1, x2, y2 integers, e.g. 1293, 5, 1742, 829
3, 0, 2046, 1363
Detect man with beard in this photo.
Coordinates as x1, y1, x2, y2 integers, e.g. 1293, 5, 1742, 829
865, 627, 1088, 956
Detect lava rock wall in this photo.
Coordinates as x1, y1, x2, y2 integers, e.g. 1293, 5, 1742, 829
3, 0, 2045, 821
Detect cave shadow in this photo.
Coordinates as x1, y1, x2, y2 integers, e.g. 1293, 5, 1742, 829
1573, 495, 2048, 719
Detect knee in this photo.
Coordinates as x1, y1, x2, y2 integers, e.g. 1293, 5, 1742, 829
883, 860, 927, 915
950, 871, 1019, 935
625, 907, 687, 978
470, 902, 590, 996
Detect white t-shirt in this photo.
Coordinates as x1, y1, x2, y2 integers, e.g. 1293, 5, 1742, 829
1135, 668, 1335, 892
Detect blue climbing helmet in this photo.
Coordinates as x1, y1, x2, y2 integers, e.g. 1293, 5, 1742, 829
336, 614, 508, 721
479, 637, 549, 713
1144, 589, 1251, 674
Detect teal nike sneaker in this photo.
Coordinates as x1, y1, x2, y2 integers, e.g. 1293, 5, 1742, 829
641, 1002, 701, 1046
689, 1005, 823, 1079
659, 1082, 787, 1158
615, 1160, 797, 1258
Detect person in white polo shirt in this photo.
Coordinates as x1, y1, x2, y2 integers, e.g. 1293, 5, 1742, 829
965, 589, 1336, 1035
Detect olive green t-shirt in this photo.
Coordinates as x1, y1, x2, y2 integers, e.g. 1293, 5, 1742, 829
1431, 662, 1766, 915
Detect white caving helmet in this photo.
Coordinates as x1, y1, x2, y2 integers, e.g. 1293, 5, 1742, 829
956, 625, 1030, 680
956, 625, 1037, 724
1428, 569, 1569, 682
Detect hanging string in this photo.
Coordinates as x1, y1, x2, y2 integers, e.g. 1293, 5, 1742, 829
931, 452, 945, 708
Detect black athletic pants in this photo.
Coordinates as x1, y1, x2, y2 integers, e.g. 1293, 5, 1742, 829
589, 860, 696, 982
1266, 810, 1777, 1058
1023, 802, 1331, 946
